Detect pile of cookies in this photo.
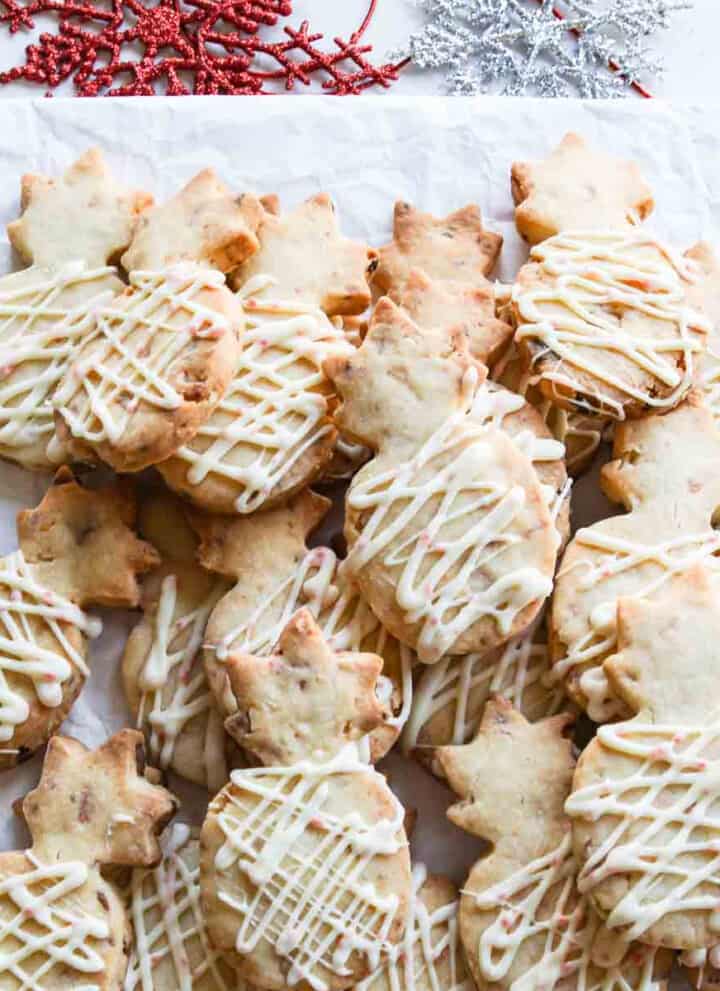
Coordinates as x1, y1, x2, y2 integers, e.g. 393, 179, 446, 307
0, 133, 718, 990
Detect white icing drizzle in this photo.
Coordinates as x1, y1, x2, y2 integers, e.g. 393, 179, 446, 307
401, 621, 565, 753
211, 546, 413, 737
0, 262, 117, 460
0, 853, 110, 989
136, 573, 229, 791
0, 550, 102, 742
553, 529, 720, 721
213, 748, 406, 991
53, 264, 230, 446
173, 276, 354, 514
514, 229, 709, 419
346, 371, 554, 662
469, 833, 661, 991
357, 863, 472, 991
125, 824, 234, 991
566, 721, 720, 942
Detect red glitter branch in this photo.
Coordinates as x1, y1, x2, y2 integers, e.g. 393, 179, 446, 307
0, 0, 402, 96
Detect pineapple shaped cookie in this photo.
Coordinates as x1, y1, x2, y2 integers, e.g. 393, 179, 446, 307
53, 169, 259, 473
1, 149, 148, 470
437, 699, 671, 991
0, 729, 177, 990
510, 133, 708, 421
551, 394, 720, 721
121, 492, 233, 793
159, 192, 373, 515
201, 609, 412, 991
325, 297, 559, 663
567, 564, 720, 952
196, 489, 414, 762
0, 467, 158, 768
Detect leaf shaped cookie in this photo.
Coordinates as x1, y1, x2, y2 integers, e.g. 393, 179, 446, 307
7, 147, 152, 267
372, 202, 502, 295
121, 169, 263, 274
511, 132, 654, 245
231, 194, 375, 316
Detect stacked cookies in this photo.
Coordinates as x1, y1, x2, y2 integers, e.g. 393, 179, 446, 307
0, 136, 717, 991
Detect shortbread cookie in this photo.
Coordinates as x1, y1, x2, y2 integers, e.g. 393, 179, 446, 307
122, 493, 232, 792
494, 341, 610, 477
550, 395, 720, 721
512, 229, 709, 420
196, 490, 413, 762
402, 613, 567, 770
567, 565, 720, 949
437, 700, 670, 991
0, 729, 176, 990
200, 615, 412, 990
7, 148, 152, 267
326, 298, 558, 663
356, 863, 472, 991
220, 608, 389, 764
53, 263, 243, 472
372, 201, 502, 295
0, 261, 123, 470
511, 132, 654, 244
121, 170, 263, 274
686, 242, 720, 420
157, 280, 354, 515
124, 823, 240, 991
0, 468, 157, 768
392, 268, 512, 367
231, 194, 375, 316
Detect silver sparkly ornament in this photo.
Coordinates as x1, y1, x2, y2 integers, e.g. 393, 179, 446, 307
394, 0, 691, 97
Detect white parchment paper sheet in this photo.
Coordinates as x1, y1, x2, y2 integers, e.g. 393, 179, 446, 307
0, 98, 717, 982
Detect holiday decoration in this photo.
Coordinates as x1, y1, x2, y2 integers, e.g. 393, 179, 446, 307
0, 0, 400, 96
396, 0, 691, 98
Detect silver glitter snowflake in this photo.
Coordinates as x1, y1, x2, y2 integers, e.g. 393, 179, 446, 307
395, 0, 691, 97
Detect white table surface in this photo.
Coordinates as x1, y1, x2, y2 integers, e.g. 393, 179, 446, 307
0, 0, 714, 100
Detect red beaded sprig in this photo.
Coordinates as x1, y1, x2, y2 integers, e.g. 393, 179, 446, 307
0, 0, 402, 96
